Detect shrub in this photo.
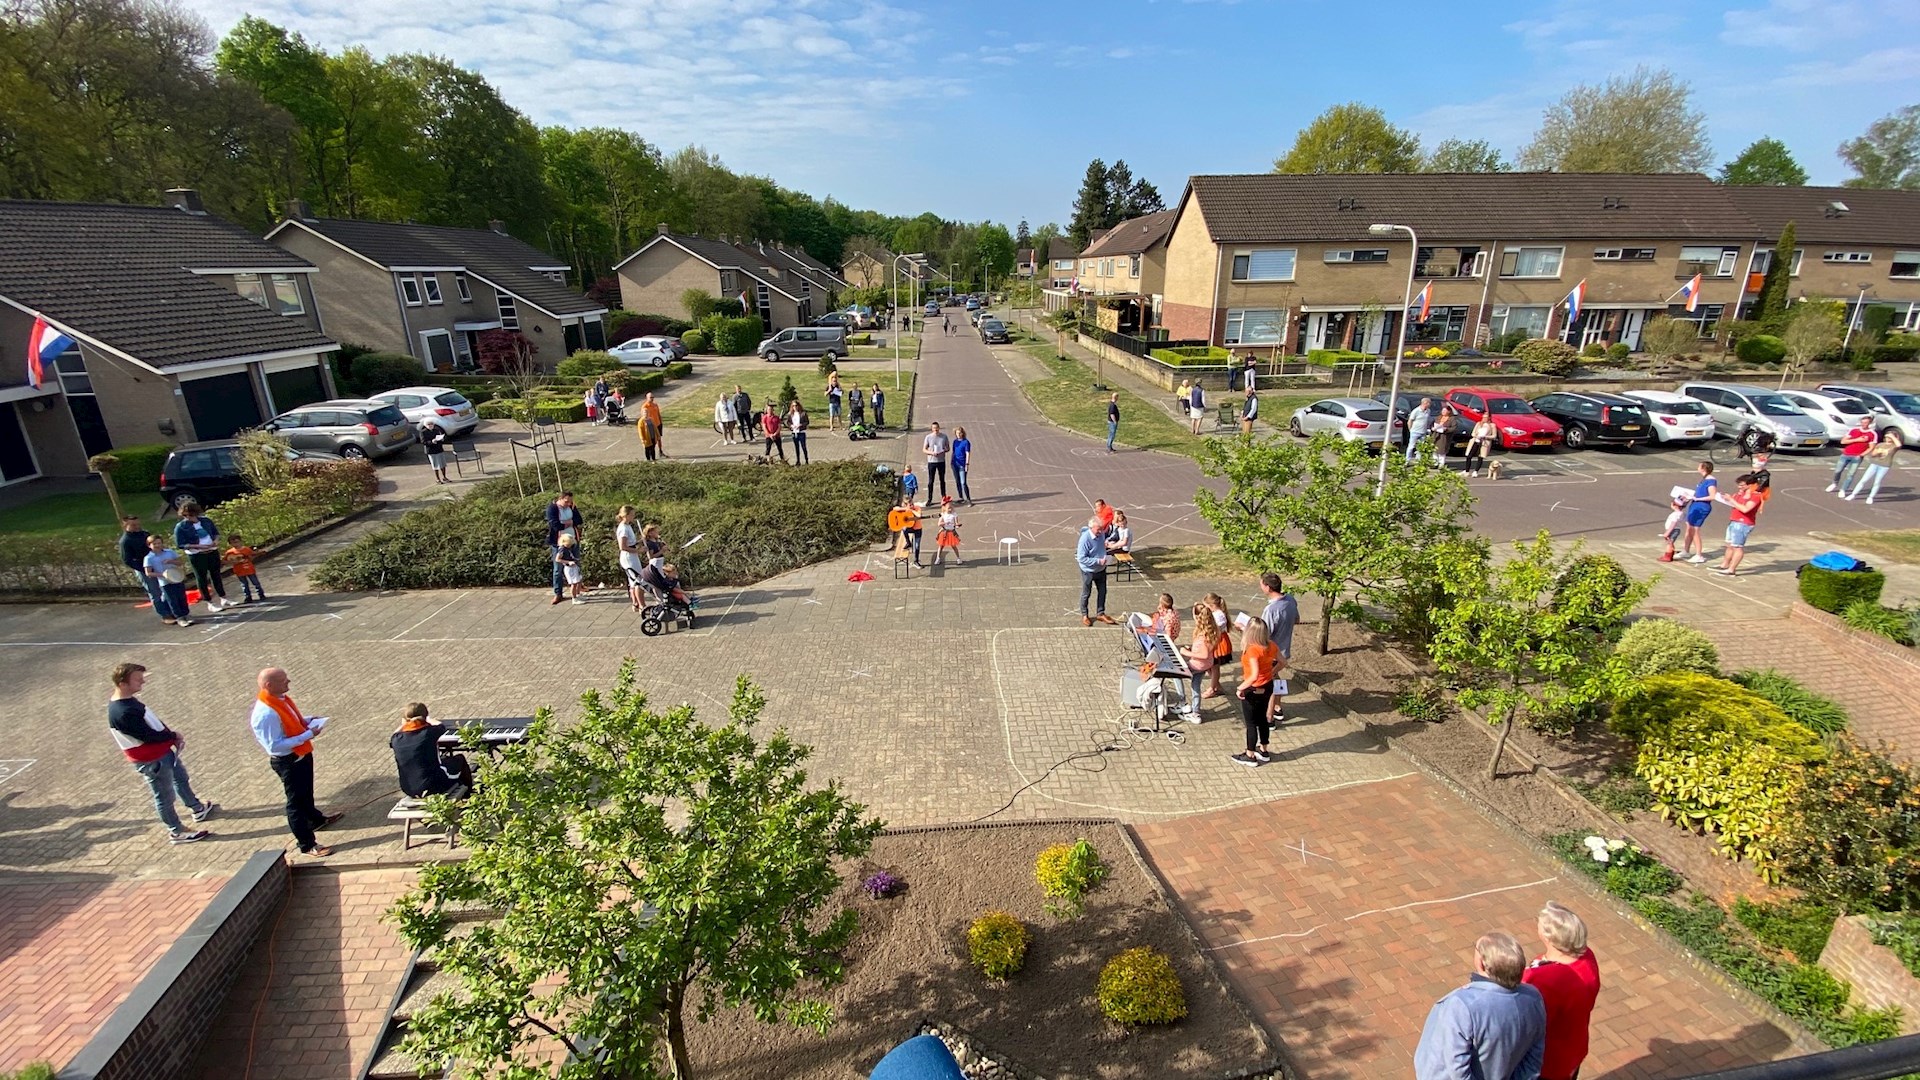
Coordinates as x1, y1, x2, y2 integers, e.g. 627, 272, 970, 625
1393, 679, 1451, 722
1487, 329, 1528, 354
620, 371, 666, 398
1304, 348, 1370, 368
1555, 553, 1634, 635
106, 443, 174, 493
1613, 619, 1720, 678
712, 317, 765, 356
211, 469, 374, 549
665, 361, 693, 380
341, 351, 424, 396
1729, 670, 1849, 734
1843, 601, 1914, 645
966, 911, 1028, 980
817, 356, 837, 377
1096, 947, 1187, 1026
848, 332, 873, 346
1550, 833, 1681, 900
1777, 737, 1920, 912
1736, 335, 1788, 364
861, 871, 904, 899
1606, 342, 1631, 361
477, 399, 523, 420
680, 329, 709, 354
1868, 914, 1920, 978
1581, 341, 1606, 358
555, 350, 624, 379
1733, 898, 1837, 963
0, 534, 128, 593
1513, 338, 1578, 376
1036, 838, 1110, 918
1798, 564, 1885, 613
681, 288, 718, 321
528, 399, 588, 424
1572, 773, 1655, 814
1149, 345, 1231, 367
2, 1064, 55, 1080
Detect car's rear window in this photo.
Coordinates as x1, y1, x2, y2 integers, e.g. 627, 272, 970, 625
983, 320, 1004, 330
434, 392, 470, 407
1659, 399, 1709, 415
367, 405, 408, 426
1356, 408, 1388, 422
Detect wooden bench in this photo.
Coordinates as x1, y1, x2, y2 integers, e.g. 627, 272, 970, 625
1111, 551, 1141, 581
390, 797, 458, 850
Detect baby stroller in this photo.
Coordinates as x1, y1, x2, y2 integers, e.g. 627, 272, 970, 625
846, 419, 878, 440
601, 397, 627, 425
631, 564, 699, 636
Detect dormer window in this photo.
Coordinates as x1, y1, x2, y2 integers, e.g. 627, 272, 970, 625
454, 273, 472, 302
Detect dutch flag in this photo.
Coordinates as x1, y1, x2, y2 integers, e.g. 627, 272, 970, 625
1565, 279, 1587, 325
27, 316, 72, 390
1679, 273, 1703, 313
1414, 281, 1434, 323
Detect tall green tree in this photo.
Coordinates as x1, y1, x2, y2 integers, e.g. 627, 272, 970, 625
213, 16, 333, 211
1107, 159, 1163, 218
1754, 221, 1798, 328
1195, 431, 1479, 655
1718, 137, 1808, 186
1519, 66, 1710, 173
390, 54, 546, 235
318, 46, 427, 220
1839, 105, 1920, 190
1425, 138, 1508, 173
1273, 103, 1422, 175
1428, 532, 1647, 778
389, 667, 884, 1080
1015, 218, 1030, 250
1067, 158, 1111, 249
1029, 221, 1062, 265
976, 222, 1016, 285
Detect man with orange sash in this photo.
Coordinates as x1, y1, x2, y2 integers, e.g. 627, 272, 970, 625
248, 667, 342, 858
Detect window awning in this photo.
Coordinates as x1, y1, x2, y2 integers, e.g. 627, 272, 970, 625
454, 320, 503, 332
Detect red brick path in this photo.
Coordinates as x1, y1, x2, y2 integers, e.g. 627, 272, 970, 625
191, 868, 417, 1080
0, 874, 228, 1073
1707, 608, 1920, 758
1133, 773, 1808, 1080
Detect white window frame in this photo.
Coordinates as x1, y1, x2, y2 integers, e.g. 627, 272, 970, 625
1755, 248, 1805, 277
422, 276, 443, 305
1229, 248, 1297, 283
1679, 246, 1739, 276
418, 328, 454, 370
1592, 247, 1657, 262
1490, 305, 1550, 340
1894, 252, 1920, 280
454, 273, 472, 302
1824, 251, 1873, 264
268, 273, 304, 315
400, 275, 423, 306
1129, 255, 1141, 278
496, 290, 519, 330
1499, 246, 1564, 279
234, 272, 269, 307
719, 270, 737, 293
1223, 308, 1285, 346
1466, 251, 1489, 278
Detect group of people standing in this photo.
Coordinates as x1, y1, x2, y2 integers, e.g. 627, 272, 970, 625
119, 506, 264, 627
1415, 905, 1601, 1080
543, 493, 691, 609
1405, 396, 1501, 475
1125, 572, 1298, 767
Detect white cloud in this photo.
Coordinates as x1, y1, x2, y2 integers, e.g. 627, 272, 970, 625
1719, 0, 1918, 51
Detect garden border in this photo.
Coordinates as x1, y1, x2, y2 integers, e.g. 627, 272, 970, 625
1789, 602, 1920, 669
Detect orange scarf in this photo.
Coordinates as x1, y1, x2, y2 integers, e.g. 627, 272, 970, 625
259, 691, 312, 757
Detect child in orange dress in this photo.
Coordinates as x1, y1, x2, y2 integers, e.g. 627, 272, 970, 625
934, 496, 963, 565
222, 534, 265, 602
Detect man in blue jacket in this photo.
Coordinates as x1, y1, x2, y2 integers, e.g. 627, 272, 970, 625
119, 516, 170, 623
1414, 931, 1546, 1080
1075, 515, 1116, 627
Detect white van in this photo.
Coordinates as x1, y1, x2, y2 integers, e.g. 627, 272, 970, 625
758, 326, 847, 363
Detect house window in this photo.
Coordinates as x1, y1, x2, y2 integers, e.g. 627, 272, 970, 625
755, 283, 771, 325
1499, 247, 1563, 279
1102, 259, 1114, 276
544, 271, 564, 283
454, 273, 472, 302
497, 291, 519, 330
234, 272, 269, 307
1054, 259, 1073, 271
422, 277, 443, 304
1416, 246, 1485, 277
400, 276, 423, 305
1824, 251, 1873, 264
1129, 255, 1141, 277
719, 270, 738, 293
1894, 252, 1920, 279
1230, 249, 1297, 282
1679, 246, 1740, 277
1408, 305, 1469, 344
1666, 303, 1725, 337
1324, 249, 1389, 264
1489, 305, 1550, 340
54, 348, 92, 395
800, 279, 812, 301
1224, 308, 1285, 345
1754, 248, 1804, 276
1593, 247, 1657, 261
268, 274, 304, 315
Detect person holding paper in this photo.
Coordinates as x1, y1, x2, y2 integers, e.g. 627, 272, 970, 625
249, 666, 342, 858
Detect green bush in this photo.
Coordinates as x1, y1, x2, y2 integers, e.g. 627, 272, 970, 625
1730, 670, 1849, 734
1513, 338, 1578, 376
682, 289, 718, 321
1580, 341, 1606, 358
1305, 348, 1370, 368
1036, 839, 1110, 919
1614, 619, 1721, 677
1393, 679, 1451, 722
477, 399, 523, 420
1843, 601, 1914, 645
341, 351, 424, 396
680, 329, 709, 354
1487, 329, 1528, 354
966, 911, 1028, 980
555, 350, 625, 378
1549, 833, 1681, 901
1734, 898, 1837, 963
527, 399, 588, 424
102, 443, 174, 493
665, 361, 693, 380
1868, 915, 1920, 978
1149, 346, 1231, 367
1572, 773, 1655, 814
713, 317, 766, 356
1096, 947, 1188, 1025
1874, 343, 1920, 363
2, 1064, 55, 1080
1798, 564, 1885, 613
208, 466, 375, 550
1777, 737, 1920, 912
314, 459, 893, 591
817, 356, 837, 377
1735, 335, 1788, 364
1606, 342, 1631, 361
1555, 553, 1635, 635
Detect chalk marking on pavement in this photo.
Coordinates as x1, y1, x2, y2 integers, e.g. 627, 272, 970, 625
1204, 876, 1560, 952
690, 587, 747, 637
0, 759, 34, 786
392, 591, 469, 641
0, 640, 200, 648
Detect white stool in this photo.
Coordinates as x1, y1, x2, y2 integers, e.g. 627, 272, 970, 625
997, 535, 1021, 564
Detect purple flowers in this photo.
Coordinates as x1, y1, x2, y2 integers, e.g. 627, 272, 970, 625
862, 871, 904, 899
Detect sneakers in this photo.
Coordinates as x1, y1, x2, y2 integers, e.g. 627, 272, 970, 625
1867, 496, 1877, 505
162, 617, 177, 625
1252, 749, 1273, 763
550, 595, 564, 605
192, 801, 218, 823
1687, 554, 1707, 564
168, 828, 209, 845
177, 618, 195, 627
1826, 482, 1838, 492
571, 598, 587, 605
1845, 492, 1858, 501
1230, 753, 1262, 768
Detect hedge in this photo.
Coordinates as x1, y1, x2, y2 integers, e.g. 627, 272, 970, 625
1305, 349, 1370, 368
1149, 346, 1231, 367
1736, 335, 1788, 364
1513, 338, 1578, 377
665, 361, 693, 380
712, 317, 766, 356
555, 350, 624, 378
340, 352, 426, 396
103, 443, 174, 493
1798, 564, 1885, 613
1874, 343, 1920, 363
313, 459, 895, 591
681, 329, 709, 353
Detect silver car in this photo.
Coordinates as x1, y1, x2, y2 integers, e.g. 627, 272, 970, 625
1777, 389, 1872, 441
369, 386, 479, 438
1817, 383, 1920, 446
260, 398, 416, 459
1289, 397, 1399, 446
1677, 381, 1829, 452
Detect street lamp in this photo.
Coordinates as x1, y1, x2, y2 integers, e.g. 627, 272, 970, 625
891, 252, 925, 390
1841, 281, 1875, 355
1369, 222, 1418, 496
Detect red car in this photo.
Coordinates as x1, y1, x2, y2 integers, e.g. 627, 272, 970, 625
1443, 388, 1563, 450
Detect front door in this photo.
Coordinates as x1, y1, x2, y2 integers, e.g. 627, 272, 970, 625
1621, 310, 1648, 350
0, 403, 38, 483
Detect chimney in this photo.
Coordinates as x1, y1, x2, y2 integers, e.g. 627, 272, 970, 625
286, 198, 313, 222
164, 188, 205, 215
487, 219, 506, 235
657, 222, 670, 235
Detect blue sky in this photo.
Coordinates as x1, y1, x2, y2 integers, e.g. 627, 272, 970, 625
184, 0, 1920, 229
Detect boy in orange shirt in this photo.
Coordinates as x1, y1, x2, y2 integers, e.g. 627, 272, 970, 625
222, 533, 265, 602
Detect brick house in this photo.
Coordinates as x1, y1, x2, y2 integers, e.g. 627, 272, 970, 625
839, 249, 891, 290
0, 191, 339, 484
1043, 237, 1079, 289
1723, 185, 1920, 332
615, 227, 814, 331
1073, 210, 1177, 334
1160, 173, 1762, 357
268, 211, 607, 373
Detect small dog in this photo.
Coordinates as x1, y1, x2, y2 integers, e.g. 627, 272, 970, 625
1486, 460, 1506, 480
743, 453, 775, 466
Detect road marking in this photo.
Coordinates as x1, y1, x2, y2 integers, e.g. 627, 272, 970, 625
0, 759, 34, 786
392, 591, 469, 641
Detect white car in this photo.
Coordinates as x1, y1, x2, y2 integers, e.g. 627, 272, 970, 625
367, 386, 478, 438
1620, 390, 1714, 444
1777, 388, 1873, 441
1289, 397, 1400, 446
610, 338, 676, 367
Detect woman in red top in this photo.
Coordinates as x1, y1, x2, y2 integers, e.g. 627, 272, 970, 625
1714, 474, 1764, 577
1523, 901, 1601, 1080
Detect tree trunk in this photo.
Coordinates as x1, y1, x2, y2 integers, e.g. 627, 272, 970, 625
1317, 597, 1333, 655
1487, 705, 1516, 780
665, 983, 693, 1080
98, 471, 124, 521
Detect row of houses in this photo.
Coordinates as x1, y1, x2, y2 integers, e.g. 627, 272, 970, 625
0, 193, 849, 487
1048, 174, 1920, 357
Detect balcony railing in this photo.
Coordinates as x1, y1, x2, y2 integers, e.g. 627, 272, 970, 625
1677, 1033, 1920, 1080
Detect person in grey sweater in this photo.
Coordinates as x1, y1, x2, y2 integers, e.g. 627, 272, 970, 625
1414, 931, 1546, 1080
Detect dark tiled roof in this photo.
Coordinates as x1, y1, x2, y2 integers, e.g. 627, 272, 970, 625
1080, 211, 1177, 257
775, 243, 845, 282
1185, 173, 1759, 243
641, 233, 802, 300
0, 200, 334, 369
287, 218, 602, 316
1046, 237, 1078, 261
1721, 185, 1920, 247
737, 242, 838, 296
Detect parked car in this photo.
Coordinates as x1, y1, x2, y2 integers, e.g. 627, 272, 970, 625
1678, 382, 1828, 452
1816, 383, 1920, 446
924, 301, 940, 317
980, 319, 1011, 344
259, 399, 416, 459
158, 439, 344, 511
1528, 391, 1651, 449
1442, 388, 1563, 449
942, 296, 963, 307
971, 309, 994, 327
758, 325, 847, 362
1777, 388, 1874, 441
811, 312, 856, 329
1289, 397, 1400, 447
843, 306, 877, 329
368, 386, 479, 438
1619, 390, 1716, 444
964, 297, 981, 311
1370, 390, 1426, 447
610, 337, 676, 367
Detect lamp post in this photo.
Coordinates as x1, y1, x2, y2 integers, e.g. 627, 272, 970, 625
1370, 222, 1418, 496
891, 252, 925, 390
1840, 282, 1874, 355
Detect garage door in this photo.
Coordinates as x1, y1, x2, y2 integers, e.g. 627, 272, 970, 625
182, 372, 262, 439
267, 365, 328, 412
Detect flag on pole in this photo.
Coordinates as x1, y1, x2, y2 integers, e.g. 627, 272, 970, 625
1414, 281, 1433, 322
27, 316, 72, 390
737, 291, 751, 313
1678, 273, 1703, 313
1565, 279, 1587, 325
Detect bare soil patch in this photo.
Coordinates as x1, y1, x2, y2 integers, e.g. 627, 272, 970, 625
684, 821, 1276, 1080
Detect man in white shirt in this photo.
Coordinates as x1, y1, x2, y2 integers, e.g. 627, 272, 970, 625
923, 422, 952, 501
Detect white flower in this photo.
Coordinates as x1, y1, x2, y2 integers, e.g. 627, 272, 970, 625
1590, 848, 1611, 864
1606, 839, 1628, 852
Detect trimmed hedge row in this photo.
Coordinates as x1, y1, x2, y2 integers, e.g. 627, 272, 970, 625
100, 443, 173, 493
1149, 346, 1231, 367
1799, 565, 1885, 613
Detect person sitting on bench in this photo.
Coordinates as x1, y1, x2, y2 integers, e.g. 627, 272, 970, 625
391, 702, 472, 799
1105, 509, 1133, 556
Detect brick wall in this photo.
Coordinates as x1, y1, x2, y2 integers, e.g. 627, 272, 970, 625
1160, 300, 1215, 342
1820, 915, 1920, 1035
59, 851, 288, 1080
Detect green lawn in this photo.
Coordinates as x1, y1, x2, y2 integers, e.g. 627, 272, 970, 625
660, 369, 917, 431
0, 490, 133, 543
1832, 530, 1920, 565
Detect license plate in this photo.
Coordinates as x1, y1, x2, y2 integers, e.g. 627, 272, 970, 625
1533, 438, 1552, 446
1803, 439, 1824, 447
1620, 425, 1642, 431
1367, 441, 1383, 450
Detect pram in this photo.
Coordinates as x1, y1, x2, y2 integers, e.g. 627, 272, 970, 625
846, 419, 879, 440
601, 397, 627, 425
628, 564, 699, 636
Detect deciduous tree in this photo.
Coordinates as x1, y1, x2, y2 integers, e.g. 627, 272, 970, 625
389, 668, 883, 1080
1519, 67, 1710, 173
1780, 302, 1843, 386
1839, 105, 1920, 190
1718, 137, 1808, 186
1425, 138, 1508, 173
1274, 103, 1422, 175
976, 222, 1016, 285
1640, 315, 1702, 361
